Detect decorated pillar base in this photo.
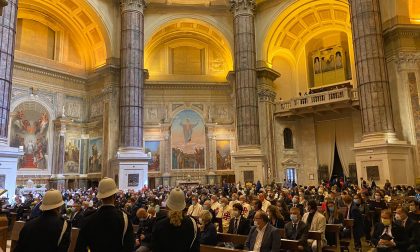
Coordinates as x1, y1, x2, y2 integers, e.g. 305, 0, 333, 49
232, 146, 266, 184
116, 147, 149, 191
49, 174, 66, 191
0, 146, 22, 198
354, 138, 415, 186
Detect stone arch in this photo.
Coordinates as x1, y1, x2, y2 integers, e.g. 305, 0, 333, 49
18, 0, 112, 70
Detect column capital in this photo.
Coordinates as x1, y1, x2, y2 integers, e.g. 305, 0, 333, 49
396, 51, 420, 71
120, 0, 146, 13
230, 0, 256, 16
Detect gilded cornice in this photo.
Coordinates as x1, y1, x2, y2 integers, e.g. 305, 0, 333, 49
145, 81, 231, 90
230, 0, 255, 16
120, 0, 146, 13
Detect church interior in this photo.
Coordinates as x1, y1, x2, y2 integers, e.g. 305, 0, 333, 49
0, 0, 419, 196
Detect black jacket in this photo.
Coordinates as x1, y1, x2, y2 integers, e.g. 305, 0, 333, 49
228, 216, 251, 235
137, 216, 155, 247
75, 205, 134, 252
200, 222, 217, 246
372, 222, 407, 251
70, 210, 84, 228
152, 215, 199, 252
14, 211, 71, 252
284, 220, 310, 252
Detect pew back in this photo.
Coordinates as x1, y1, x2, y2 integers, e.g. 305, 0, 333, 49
216, 233, 247, 245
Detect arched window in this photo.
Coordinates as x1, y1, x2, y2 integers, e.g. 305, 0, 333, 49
283, 128, 293, 149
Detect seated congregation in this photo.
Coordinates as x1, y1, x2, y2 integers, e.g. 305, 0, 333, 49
7, 178, 420, 252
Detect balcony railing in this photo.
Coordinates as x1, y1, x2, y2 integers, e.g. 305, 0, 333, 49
276, 87, 359, 113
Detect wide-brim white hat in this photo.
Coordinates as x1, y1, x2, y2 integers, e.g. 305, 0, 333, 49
97, 177, 118, 199
166, 188, 186, 211
40, 189, 64, 211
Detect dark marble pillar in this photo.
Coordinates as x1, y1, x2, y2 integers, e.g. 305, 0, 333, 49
230, 0, 260, 146
0, 0, 17, 145
119, 0, 146, 148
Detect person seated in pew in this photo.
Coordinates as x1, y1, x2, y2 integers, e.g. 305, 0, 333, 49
407, 220, 420, 252
216, 197, 232, 233
199, 210, 217, 246
342, 194, 364, 250
408, 200, 420, 223
135, 208, 155, 252
266, 205, 285, 229
228, 203, 250, 235
395, 207, 416, 251
274, 199, 290, 221
239, 195, 251, 219
323, 198, 344, 246
289, 195, 304, 216
245, 210, 281, 252
284, 207, 310, 252
371, 209, 407, 252
302, 200, 327, 252
248, 199, 262, 224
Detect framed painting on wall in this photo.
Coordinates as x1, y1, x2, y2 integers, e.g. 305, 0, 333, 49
216, 140, 231, 170
88, 138, 103, 173
64, 138, 80, 174
145, 141, 160, 172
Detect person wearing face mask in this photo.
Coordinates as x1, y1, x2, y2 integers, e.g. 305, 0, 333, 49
70, 201, 84, 228
239, 195, 251, 218
370, 192, 387, 225
302, 200, 327, 252
285, 207, 310, 252
266, 205, 285, 229
187, 195, 203, 219
199, 210, 217, 246
216, 197, 231, 233
247, 199, 262, 223
228, 203, 250, 235
372, 209, 407, 251
407, 200, 420, 223
395, 207, 417, 251
323, 199, 344, 247
245, 210, 281, 252
228, 193, 240, 208
15, 189, 71, 252
289, 195, 304, 216
341, 195, 363, 250
210, 195, 221, 215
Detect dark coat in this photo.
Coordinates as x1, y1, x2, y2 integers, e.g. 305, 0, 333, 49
284, 220, 310, 252
245, 224, 281, 252
70, 210, 84, 228
152, 215, 199, 252
137, 216, 155, 247
228, 216, 251, 235
14, 211, 71, 252
269, 218, 285, 229
75, 205, 134, 252
372, 222, 407, 251
200, 222, 217, 246
348, 203, 364, 239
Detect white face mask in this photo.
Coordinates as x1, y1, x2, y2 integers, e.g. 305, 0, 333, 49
394, 214, 402, 221
253, 220, 258, 226
232, 210, 240, 218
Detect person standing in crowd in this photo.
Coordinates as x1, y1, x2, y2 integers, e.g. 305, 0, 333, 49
135, 208, 154, 252
152, 188, 199, 252
187, 195, 202, 219
342, 194, 363, 250
228, 203, 250, 235
239, 195, 251, 218
75, 177, 134, 252
199, 210, 217, 246
285, 207, 310, 252
70, 201, 84, 228
302, 200, 327, 252
258, 193, 271, 212
371, 209, 407, 251
266, 205, 285, 229
15, 189, 71, 252
244, 210, 281, 251
323, 198, 343, 246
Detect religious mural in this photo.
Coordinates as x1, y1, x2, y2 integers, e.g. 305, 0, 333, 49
171, 110, 205, 169
216, 140, 231, 170
10, 103, 49, 170
88, 138, 102, 173
312, 46, 346, 86
145, 141, 160, 172
64, 138, 80, 174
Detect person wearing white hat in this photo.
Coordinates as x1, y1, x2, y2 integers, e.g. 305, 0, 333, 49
75, 177, 134, 252
15, 189, 71, 252
152, 187, 199, 252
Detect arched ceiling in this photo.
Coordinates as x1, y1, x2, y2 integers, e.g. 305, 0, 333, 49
263, 0, 352, 64
18, 0, 111, 70
145, 18, 233, 71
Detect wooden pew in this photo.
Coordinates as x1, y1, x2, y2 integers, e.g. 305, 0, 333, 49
280, 239, 300, 251
200, 244, 246, 252
216, 233, 247, 245
10, 221, 25, 252
322, 224, 341, 252
308, 231, 322, 252
340, 219, 354, 249
68, 228, 79, 252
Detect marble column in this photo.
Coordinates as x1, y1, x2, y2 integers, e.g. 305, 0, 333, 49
119, 0, 145, 149
0, 0, 17, 145
230, 0, 259, 146
117, 0, 149, 191
52, 117, 70, 190
349, 0, 395, 139
257, 66, 280, 181
0, 1, 8, 17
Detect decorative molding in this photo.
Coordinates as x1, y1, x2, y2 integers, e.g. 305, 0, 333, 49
394, 51, 420, 71
120, 0, 146, 13
257, 89, 276, 102
230, 0, 256, 15
145, 81, 230, 90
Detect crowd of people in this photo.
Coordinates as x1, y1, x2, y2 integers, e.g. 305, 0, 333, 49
6, 177, 420, 252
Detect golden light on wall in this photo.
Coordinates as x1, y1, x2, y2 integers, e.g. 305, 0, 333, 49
17, 0, 110, 70
409, 0, 420, 24
145, 19, 233, 82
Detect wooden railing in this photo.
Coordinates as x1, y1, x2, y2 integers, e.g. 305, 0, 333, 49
276, 87, 359, 113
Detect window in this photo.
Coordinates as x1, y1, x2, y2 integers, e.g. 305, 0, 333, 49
285, 168, 297, 183
283, 128, 293, 149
